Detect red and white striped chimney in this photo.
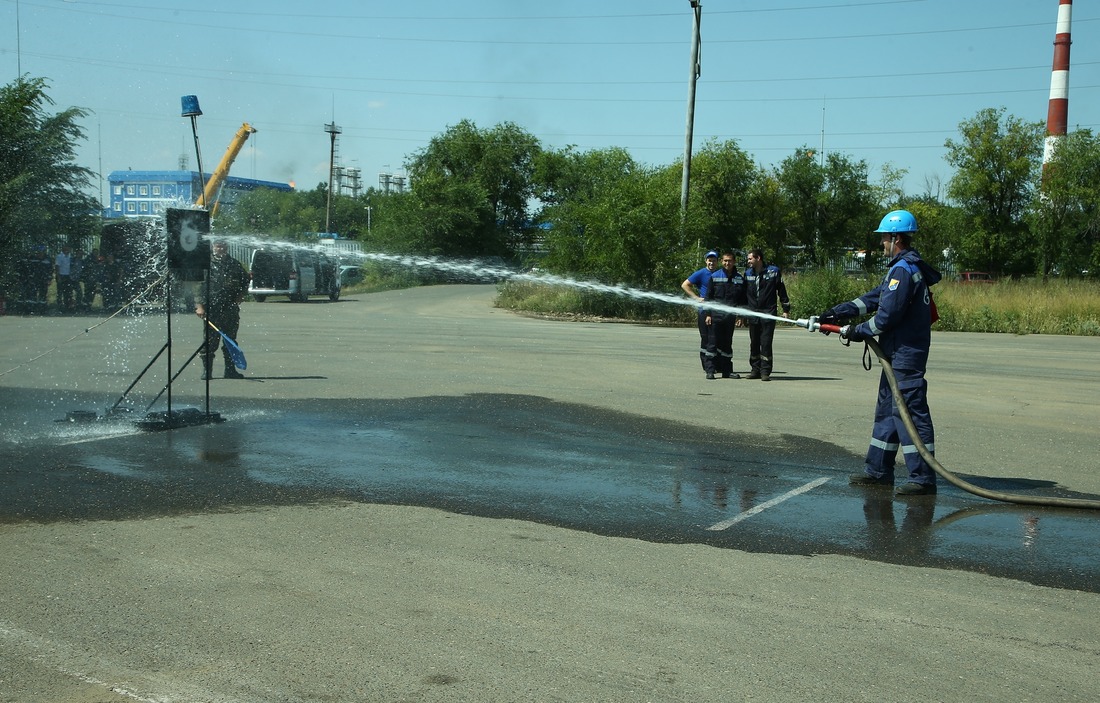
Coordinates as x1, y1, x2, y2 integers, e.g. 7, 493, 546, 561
1043, 0, 1073, 166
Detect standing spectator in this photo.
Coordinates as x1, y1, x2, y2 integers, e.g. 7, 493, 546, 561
680, 250, 719, 376
702, 251, 747, 380
70, 249, 86, 311
83, 249, 104, 310
55, 244, 74, 311
17, 249, 36, 313
32, 246, 52, 310
819, 209, 943, 496
102, 253, 122, 311
743, 248, 791, 382
194, 240, 251, 380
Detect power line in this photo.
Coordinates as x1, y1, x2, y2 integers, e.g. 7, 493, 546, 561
18, 48, 1099, 87
20, 50, 1098, 106
15, 0, 932, 23
22, 0, 1100, 46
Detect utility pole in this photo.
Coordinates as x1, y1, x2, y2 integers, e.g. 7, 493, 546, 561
324, 122, 341, 234
819, 96, 826, 168
680, 0, 702, 217
16, 0, 21, 77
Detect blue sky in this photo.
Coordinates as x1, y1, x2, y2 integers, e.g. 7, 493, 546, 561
3, 0, 1097, 207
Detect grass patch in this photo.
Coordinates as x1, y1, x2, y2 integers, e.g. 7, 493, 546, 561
497, 271, 1100, 336
496, 280, 692, 324
933, 278, 1100, 335
341, 261, 422, 295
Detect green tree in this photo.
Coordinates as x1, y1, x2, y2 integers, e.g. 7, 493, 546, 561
408, 120, 541, 257
818, 152, 879, 266
0, 77, 97, 295
902, 198, 962, 273
540, 147, 684, 290
535, 145, 636, 207
742, 172, 793, 268
775, 148, 825, 264
1028, 129, 1100, 278
944, 107, 1044, 276
775, 148, 878, 267
684, 139, 759, 252
300, 182, 332, 235
217, 187, 301, 236
871, 163, 909, 210
365, 189, 423, 254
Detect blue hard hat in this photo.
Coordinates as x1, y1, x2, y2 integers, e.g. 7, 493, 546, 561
705, 250, 719, 259
875, 210, 918, 234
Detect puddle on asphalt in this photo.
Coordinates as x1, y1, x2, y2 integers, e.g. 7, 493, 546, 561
1, 388, 1098, 592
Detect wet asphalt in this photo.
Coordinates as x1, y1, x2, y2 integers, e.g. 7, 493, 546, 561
2, 286, 1098, 593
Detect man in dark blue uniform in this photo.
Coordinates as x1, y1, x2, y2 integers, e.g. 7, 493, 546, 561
680, 250, 719, 375
744, 248, 790, 382
703, 251, 747, 380
820, 210, 942, 496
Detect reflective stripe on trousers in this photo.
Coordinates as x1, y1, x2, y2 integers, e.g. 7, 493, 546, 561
864, 366, 936, 484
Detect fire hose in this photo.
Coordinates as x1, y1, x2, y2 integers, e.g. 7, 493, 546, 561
791, 316, 1100, 511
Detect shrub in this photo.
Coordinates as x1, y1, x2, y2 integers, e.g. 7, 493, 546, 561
494, 268, 1100, 336
785, 268, 873, 320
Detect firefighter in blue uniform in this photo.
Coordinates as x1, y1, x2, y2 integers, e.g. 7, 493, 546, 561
702, 251, 747, 380
680, 250, 719, 375
744, 248, 791, 381
819, 210, 943, 496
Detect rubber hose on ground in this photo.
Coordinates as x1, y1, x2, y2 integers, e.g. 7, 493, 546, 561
865, 337, 1100, 510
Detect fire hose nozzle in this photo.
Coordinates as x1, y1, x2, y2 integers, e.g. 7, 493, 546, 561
796, 316, 843, 336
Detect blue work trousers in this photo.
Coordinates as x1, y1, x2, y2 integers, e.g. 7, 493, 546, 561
864, 366, 936, 486
696, 309, 710, 371
704, 314, 735, 376
747, 319, 777, 375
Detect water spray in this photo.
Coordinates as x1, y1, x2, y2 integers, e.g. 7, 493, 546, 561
269, 245, 1100, 509
15, 227, 1100, 505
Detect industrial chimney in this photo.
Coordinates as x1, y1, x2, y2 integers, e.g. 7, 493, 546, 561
1043, 0, 1073, 167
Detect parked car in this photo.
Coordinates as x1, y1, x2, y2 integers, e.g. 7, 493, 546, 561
338, 264, 365, 287
249, 248, 341, 302
959, 271, 995, 284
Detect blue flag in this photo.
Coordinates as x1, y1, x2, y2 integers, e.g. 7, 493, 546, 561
206, 320, 247, 370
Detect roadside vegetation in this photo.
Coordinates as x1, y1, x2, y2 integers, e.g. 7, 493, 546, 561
497, 271, 1100, 336
932, 277, 1100, 335
3, 76, 1098, 336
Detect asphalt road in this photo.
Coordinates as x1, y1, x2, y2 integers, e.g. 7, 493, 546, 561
1, 284, 1099, 702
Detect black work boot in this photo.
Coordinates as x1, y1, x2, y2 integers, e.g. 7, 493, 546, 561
224, 364, 244, 379
896, 482, 937, 496
849, 472, 893, 487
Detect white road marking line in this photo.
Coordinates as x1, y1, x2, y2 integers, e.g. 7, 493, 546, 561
706, 476, 831, 531
0, 620, 244, 703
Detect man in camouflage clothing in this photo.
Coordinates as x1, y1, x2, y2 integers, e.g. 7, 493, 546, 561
194, 240, 250, 379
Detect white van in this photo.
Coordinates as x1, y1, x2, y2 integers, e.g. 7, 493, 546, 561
248, 248, 341, 302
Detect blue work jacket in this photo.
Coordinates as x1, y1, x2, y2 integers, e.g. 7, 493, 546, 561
833, 249, 942, 369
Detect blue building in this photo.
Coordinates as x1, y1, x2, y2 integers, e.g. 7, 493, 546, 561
106, 170, 294, 219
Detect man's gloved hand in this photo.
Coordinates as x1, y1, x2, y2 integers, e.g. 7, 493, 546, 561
840, 325, 868, 343
818, 307, 842, 325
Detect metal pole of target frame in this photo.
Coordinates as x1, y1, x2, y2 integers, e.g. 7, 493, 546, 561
181, 95, 207, 209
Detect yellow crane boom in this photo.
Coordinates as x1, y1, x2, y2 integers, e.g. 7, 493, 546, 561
195, 122, 257, 214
